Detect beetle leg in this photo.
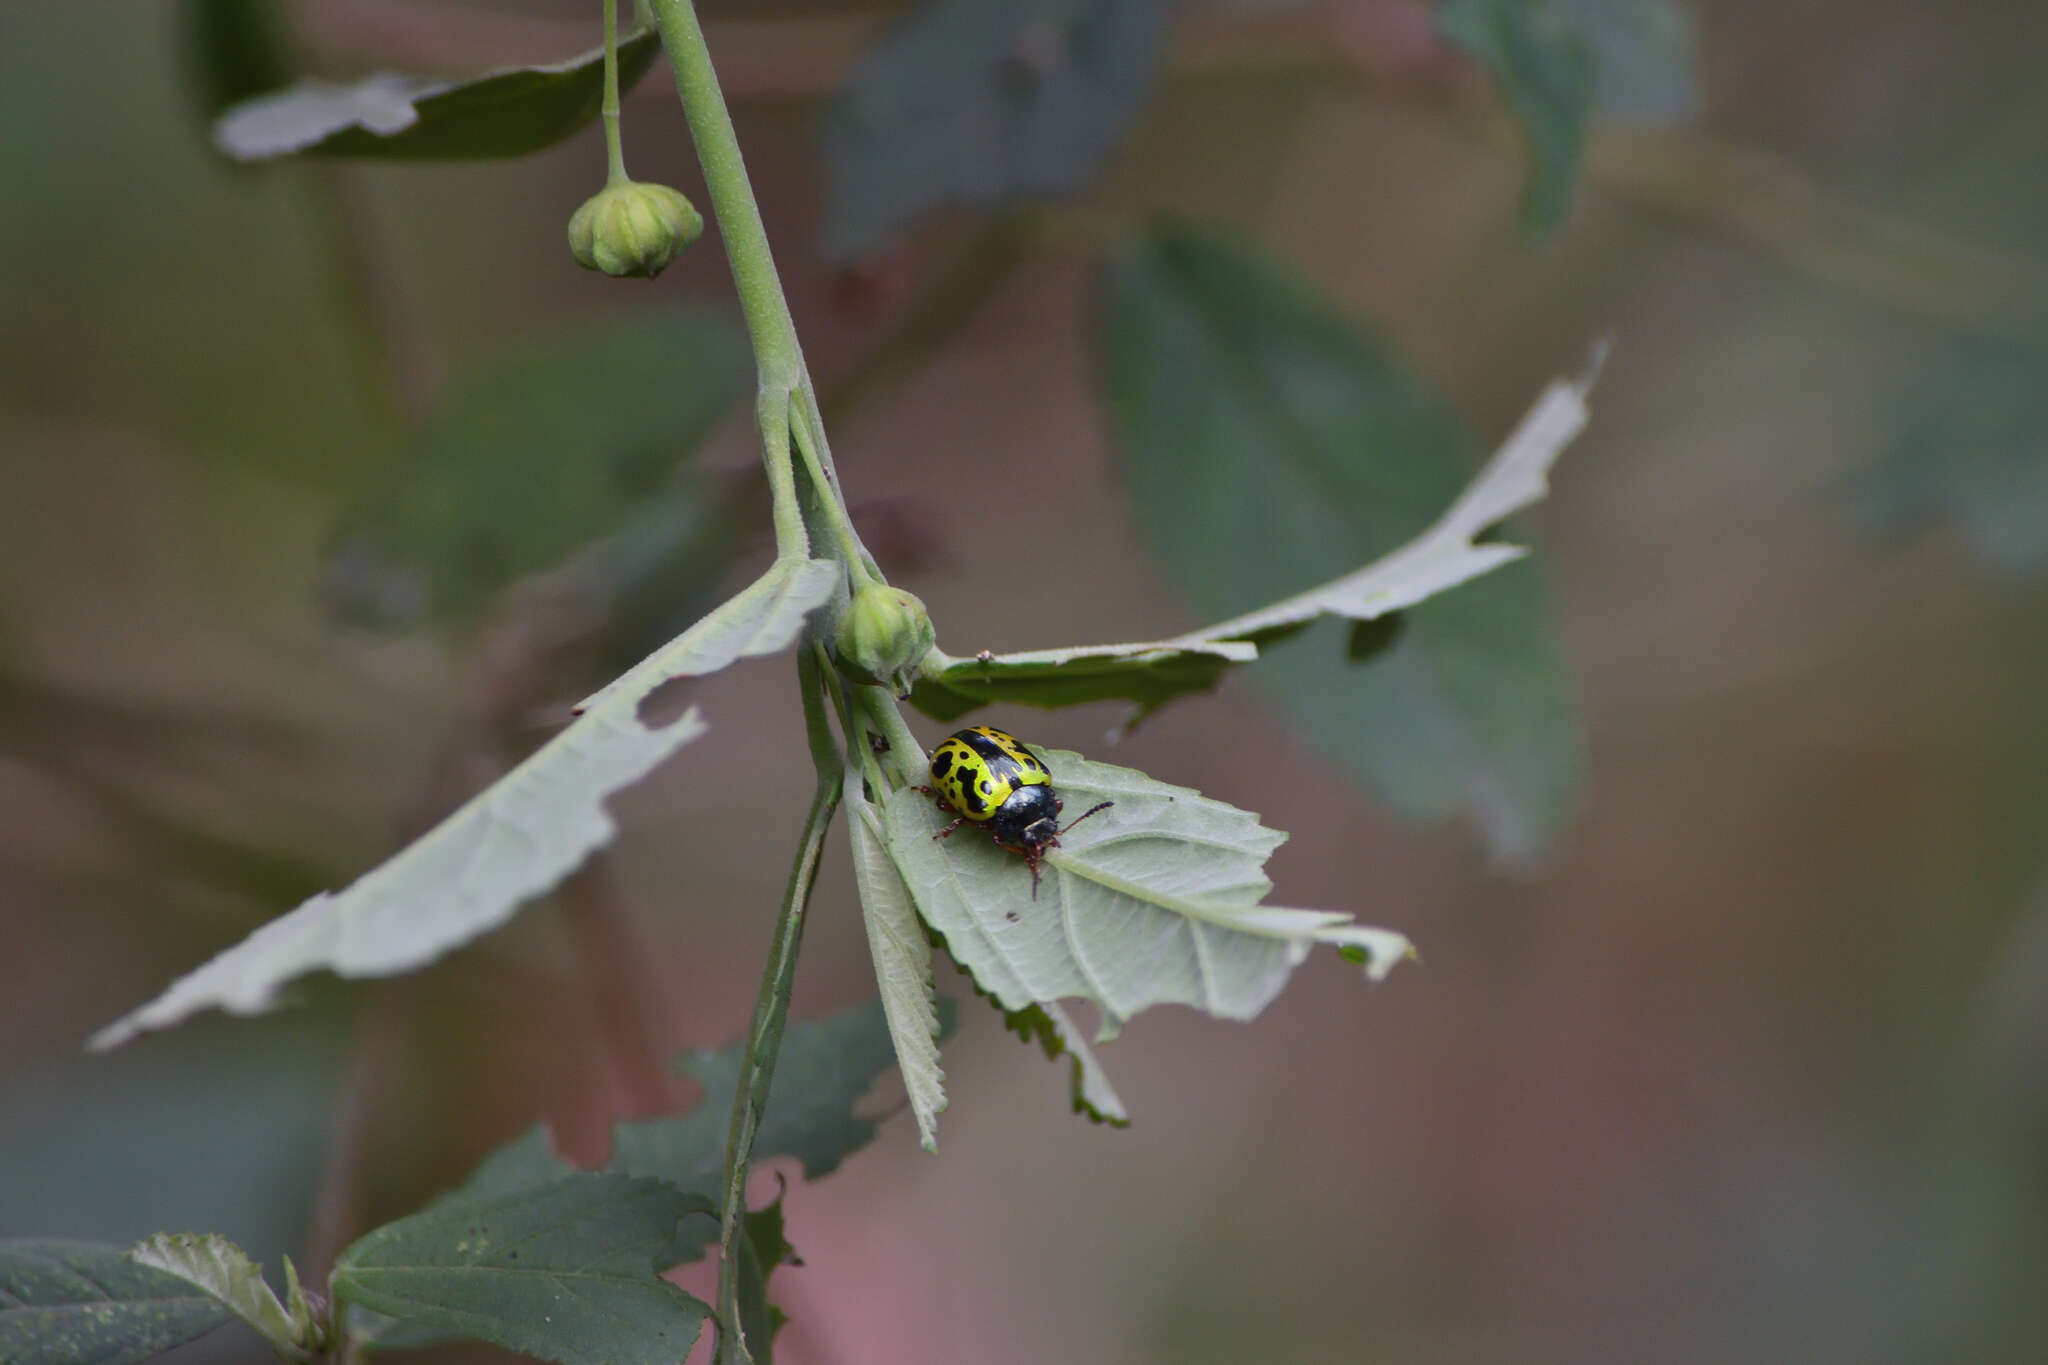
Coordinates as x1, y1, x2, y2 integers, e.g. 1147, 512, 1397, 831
931, 816, 969, 840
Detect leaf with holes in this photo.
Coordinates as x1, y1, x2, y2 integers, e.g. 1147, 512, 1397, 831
93, 557, 838, 1050
887, 749, 1412, 1037
1099, 227, 1592, 860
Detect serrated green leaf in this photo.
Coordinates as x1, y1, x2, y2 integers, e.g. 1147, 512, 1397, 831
214, 30, 662, 161
887, 750, 1412, 1036
0, 1240, 232, 1365
92, 558, 839, 1050
126, 1233, 318, 1360
1098, 227, 1589, 859
846, 769, 949, 1150
1554, 0, 1700, 124
1846, 330, 2048, 577
1437, 0, 1595, 241
734, 1192, 798, 1365
331, 1175, 709, 1365
322, 312, 750, 629
821, 0, 1173, 260
180, 0, 293, 125
999, 999, 1130, 1125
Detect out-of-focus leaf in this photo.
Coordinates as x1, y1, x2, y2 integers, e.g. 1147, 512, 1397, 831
845, 768, 949, 1150
609, 998, 960, 1197
331, 1176, 710, 1365
1437, 0, 1595, 241
91, 558, 839, 1050
126, 1233, 319, 1360
322, 312, 750, 629
180, 0, 292, 124
1846, 331, 2048, 577
821, 0, 1174, 260
1554, 0, 1700, 124
887, 749, 1413, 1039
215, 30, 662, 161
0, 1240, 231, 1365
1098, 228, 1587, 859
734, 1191, 798, 1365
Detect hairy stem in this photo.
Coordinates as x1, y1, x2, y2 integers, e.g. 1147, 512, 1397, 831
712, 651, 844, 1363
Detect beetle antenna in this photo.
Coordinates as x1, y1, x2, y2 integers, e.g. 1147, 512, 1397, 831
1058, 801, 1113, 835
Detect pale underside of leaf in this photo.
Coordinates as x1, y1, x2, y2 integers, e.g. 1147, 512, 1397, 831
845, 772, 948, 1151
215, 31, 662, 161
1180, 368, 1594, 643
92, 559, 837, 1050
920, 368, 1591, 720
886, 751, 1412, 1035
126, 1234, 312, 1360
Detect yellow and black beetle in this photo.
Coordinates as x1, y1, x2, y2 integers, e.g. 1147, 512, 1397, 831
920, 726, 1112, 897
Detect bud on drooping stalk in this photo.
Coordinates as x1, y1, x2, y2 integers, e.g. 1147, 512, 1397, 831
834, 583, 937, 696
567, 181, 704, 279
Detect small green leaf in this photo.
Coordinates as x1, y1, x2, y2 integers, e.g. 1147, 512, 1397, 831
1846, 330, 2048, 578
180, 0, 293, 124
126, 1233, 319, 1360
887, 749, 1412, 1037
0, 1240, 231, 1365
215, 30, 662, 161
93, 558, 838, 1050
331, 1175, 710, 1365
845, 769, 950, 1150
1437, 0, 1595, 241
1098, 228, 1590, 859
733, 1191, 799, 1365
1554, 0, 1700, 124
821, 0, 1174, 260
322, 312, 749, 629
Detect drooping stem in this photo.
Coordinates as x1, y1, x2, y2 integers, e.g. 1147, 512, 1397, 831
710, 649, 844, 1363
600, 0, 628, 185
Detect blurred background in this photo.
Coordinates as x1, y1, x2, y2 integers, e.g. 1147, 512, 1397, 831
5, 1, 2048, 1362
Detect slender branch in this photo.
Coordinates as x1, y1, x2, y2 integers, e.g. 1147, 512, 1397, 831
713, 650, 844, 1364
650, 0, 804, 389
600, 0, 627, 185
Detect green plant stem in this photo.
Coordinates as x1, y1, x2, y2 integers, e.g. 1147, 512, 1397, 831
652, 0, 872, 572
711, 649, 843, 1364
601, 0, 627, 184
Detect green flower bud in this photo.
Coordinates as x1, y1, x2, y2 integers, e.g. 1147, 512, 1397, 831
835, 584, 936, 696
567, 180, 703, 279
